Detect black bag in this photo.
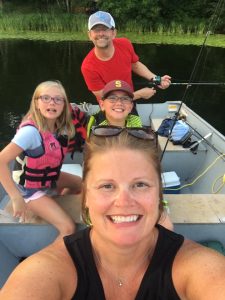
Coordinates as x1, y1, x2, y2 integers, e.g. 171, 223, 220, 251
157, 117, 175, 137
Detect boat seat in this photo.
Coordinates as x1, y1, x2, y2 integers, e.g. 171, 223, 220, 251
164, 194, 225, 223
2, 194, 83, 225
151, 118, 187, 152
0, 209, 18, 223
199, 240, 225, 256
0, 163, 83, 225
60, 163, 82, 177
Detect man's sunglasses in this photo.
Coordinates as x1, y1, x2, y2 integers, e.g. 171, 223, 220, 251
91, 125, 157, 144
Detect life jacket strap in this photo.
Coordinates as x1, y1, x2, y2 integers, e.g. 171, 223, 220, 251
24, 165, 61, 174
21, 165, 61, 187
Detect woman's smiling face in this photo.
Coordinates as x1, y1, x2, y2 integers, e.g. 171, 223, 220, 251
85, 148, 160, 246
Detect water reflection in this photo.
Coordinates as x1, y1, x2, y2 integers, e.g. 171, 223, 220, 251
0, 39, 225, 149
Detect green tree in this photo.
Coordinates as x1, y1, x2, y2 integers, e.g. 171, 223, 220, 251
96, 0, 160, 30
96, 0, 224, 33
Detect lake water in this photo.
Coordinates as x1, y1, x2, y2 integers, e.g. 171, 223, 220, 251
0, 39, 225, 149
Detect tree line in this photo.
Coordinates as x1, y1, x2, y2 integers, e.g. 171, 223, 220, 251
0, 0, 224, 34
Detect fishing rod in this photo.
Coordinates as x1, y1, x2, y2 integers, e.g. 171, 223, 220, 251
144, 75, 225, 87
189, 133, 212, 150
160, 27, 223, 160
137, 76, 225, 87
186, 122, 225, 157
157, 0, 225, 160
147, 81, 225, 87
170, 82, 225, 86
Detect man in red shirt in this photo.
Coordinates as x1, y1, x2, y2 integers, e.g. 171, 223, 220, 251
81, 11, 171, 103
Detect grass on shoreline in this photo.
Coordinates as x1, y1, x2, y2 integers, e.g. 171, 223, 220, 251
0, 13, 224, 47
0, 31, 224, 48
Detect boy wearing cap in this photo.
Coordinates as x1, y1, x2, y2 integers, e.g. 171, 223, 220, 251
87, 80, 142, 136
81, 11, 171, 103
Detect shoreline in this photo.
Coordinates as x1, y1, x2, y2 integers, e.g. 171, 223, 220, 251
0, 31, 224, 48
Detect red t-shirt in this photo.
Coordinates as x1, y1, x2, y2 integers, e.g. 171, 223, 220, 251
81, 38, 139, 92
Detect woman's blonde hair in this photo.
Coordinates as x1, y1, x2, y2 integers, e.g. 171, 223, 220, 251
23, 80, 74, 139
81, 131, 163, 225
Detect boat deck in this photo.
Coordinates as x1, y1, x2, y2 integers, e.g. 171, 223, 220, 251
1, 194, 224, 225
166, 194, 225, 223
0, 194, 82, 224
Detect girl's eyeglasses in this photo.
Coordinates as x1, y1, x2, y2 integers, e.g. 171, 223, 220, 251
91, 125, 157, 144
37, 95, 65, 105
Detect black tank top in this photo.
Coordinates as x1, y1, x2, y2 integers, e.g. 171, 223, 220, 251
64, 225, 184, 299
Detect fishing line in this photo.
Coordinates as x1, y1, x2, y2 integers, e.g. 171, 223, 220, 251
188, 47, 211, 108
207, 0, 225, 33
160, 31, 211, 161
188, 0, 225, 107
160, 0, 225, 161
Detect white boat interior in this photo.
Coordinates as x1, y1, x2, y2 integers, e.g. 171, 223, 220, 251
0, 101, 225, 287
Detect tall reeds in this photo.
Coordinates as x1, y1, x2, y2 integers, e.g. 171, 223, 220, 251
0, 13, 87, 33
0, 12, 207, 35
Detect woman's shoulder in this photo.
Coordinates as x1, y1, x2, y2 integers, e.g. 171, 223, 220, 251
0, 239, 77, 299
175, 239, 225, 269
173, 239, 225, 299
36, 239, 76, 275
35, 240, 77, 297
33, 238, 73, 267
177, 238, 225, 259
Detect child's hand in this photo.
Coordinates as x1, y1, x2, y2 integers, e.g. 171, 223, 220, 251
11, 195, 26, 222
136, 87, 156, 99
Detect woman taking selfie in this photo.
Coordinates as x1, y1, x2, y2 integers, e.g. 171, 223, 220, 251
1, 127, 225, 299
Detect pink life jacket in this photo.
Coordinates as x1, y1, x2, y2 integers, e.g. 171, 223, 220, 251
13, 120, 68, 189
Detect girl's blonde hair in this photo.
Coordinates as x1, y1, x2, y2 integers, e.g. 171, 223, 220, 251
23, 80, 75, 139
81, 131, 163, 225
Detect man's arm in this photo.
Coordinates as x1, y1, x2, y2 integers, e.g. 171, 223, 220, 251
132, 61, 171, 96
132, 61, 156, 81
92, 90, 103, 103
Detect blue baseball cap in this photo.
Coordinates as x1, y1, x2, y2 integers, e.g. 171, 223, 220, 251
88, 11, 115, 30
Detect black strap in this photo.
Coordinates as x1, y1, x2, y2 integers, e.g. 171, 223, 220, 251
22, 165, 61, 187
24, 165, 61, 174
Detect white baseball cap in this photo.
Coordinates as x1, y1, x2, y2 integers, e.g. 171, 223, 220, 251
88, 11, 115, 30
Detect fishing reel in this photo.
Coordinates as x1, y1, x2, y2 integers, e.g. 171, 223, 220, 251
152, 75, 161, 86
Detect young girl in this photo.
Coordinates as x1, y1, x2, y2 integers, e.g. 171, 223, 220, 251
0, 80, 81, 238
